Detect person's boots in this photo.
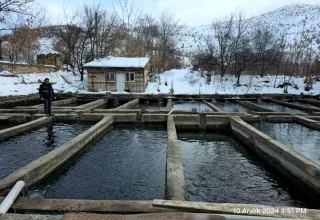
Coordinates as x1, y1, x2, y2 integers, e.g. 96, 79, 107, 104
48, 108, 54, 117
45, 109, 49, 117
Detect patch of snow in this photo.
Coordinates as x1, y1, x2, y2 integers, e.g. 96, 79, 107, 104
0, 70, 14, 75
0, 61, 29, 65
145, 68, 320, 95
37, 37, 60, 55
84, 56, 149, 68
0, 70, 87, 96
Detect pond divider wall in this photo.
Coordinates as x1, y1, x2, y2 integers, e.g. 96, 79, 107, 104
74, 99, 108, 113
230, 117, 320, 204
306, 99, 320, 107
271, 99, 319, 112
239, 101, 274, 112
0, 113, 31, 122
31, 98, 77, 108
295, 115, 320, 131
0, 196, 173, 214
204, 101, 222, 112
0, 109, 42, 114
174, 115, 199, 130
166, 99, 173, 110
142, 114, 168, 123
116, 99, 139, 110
166, 115, 186, 201
0, 116, 113, 195
0, 117, 52, 141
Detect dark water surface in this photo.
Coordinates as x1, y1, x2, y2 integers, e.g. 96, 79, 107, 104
256, 101, 303, 113
133, 102, 166, 110
178, 132, 314, 208
0, 123, 92, 179
212, 101, 248, 112
0, 122, 21, 130
252, 122, 320, 164
173, 101, 213, 112
30, 124, 167, 200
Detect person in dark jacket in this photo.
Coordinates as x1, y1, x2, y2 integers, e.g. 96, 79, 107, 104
39, 78, 56, 117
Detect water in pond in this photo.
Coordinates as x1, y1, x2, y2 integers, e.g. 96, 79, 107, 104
178, 132, 314, 207
0, 122, 20, 130
173, 101, 213, 112
133, 102, 166, 110
63, 99, 96, 107
212, 101, 248, 112
0, 123, 92, 179
256, 101, 303, 113
252, 123, 320, 165
30, 124, 167, 200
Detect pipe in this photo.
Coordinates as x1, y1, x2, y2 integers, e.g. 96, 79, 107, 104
0, 181, 25, 214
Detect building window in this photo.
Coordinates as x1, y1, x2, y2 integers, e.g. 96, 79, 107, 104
106, 72, 115, 82
126, 72, 135, 82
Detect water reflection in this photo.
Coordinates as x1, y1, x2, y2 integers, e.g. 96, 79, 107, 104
0, 123, 91, 179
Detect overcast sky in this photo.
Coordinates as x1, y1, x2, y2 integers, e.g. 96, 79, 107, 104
39, 0, 320, 26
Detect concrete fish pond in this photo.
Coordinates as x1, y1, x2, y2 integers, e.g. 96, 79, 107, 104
0, 122, 92, 179
252, 122, 320, 164
255, 101, 303, 113
178, 131, 315, 208
1, 94, 320, 219
29, 124, 167, 200
132, 99, 167, 110
173, 100, 214, 112
211, 101, 249, 112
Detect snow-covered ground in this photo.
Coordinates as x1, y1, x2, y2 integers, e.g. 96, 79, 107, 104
0, 68, 319, 96
0, 71, 87, 96
145, 68, 320, 95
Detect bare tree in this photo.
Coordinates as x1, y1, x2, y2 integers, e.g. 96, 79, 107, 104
273, 33, 287, 88
156, 11, 181, 73
0, 0, 34, 23
56, 4, 121, 81
252, 26, 277, 77
113, 0, 141, 56
203, 11, 249, 81
5, 7, 45, 64
232, 36, 255, 85
135, 13, 158, 57
0, 0, 41, 60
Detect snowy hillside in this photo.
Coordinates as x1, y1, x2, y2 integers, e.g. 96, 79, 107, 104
176, 4, 320, 54
37, 37, 60, 55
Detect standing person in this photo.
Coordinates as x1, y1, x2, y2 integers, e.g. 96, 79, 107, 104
39, 78, 56, 117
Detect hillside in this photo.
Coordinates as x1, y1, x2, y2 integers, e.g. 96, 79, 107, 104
176, 3, 320, 55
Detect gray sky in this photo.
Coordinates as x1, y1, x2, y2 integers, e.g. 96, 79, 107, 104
40, 0, 320, 26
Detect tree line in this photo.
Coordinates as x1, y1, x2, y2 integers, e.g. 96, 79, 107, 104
193, 11, 320, 91
0, 0, 182, 81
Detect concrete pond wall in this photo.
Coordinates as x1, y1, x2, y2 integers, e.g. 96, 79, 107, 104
230, 117, 320, 204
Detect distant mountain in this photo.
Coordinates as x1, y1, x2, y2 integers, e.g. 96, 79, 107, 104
176, 3, 320, 55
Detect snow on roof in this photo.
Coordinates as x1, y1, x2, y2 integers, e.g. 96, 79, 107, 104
37, 49, 60, 55
84, 56, 149, 68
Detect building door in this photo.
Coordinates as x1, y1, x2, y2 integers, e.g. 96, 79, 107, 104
116, 73, 126, 91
